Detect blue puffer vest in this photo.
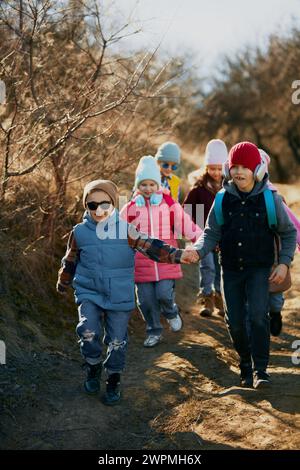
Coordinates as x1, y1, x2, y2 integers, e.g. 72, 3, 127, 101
73, 210, 135, 311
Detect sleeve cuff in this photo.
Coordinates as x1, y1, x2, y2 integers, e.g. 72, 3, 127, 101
175, 249, 183, 264
278, 256, 292, 267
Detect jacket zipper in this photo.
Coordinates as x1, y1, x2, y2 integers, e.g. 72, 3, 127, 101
149, 204, 159, 282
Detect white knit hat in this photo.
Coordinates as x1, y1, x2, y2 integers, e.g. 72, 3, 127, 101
135, 155, 161, 189
204, 139, 228, 165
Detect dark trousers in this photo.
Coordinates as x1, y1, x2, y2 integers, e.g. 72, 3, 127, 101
222, 267, 271, 372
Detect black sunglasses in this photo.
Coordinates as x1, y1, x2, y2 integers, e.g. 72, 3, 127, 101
86, 200, 112, 211
161, 163, 178, 171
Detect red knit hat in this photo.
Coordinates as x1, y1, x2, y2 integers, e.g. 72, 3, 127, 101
228, 142, 261, 173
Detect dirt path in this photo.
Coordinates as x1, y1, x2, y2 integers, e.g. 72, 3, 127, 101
0, 189, 299, 451
1, 251, 299, 450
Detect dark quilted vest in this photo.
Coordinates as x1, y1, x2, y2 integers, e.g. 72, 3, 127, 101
219, 191, 275, 270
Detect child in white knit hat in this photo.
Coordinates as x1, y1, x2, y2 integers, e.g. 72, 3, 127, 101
120, 156, 202, 347
183, 139, 228, 317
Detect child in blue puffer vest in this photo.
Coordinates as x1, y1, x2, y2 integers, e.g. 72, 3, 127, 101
56, 179, 190, 406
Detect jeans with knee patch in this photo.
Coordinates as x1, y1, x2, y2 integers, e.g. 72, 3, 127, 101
76, 300, 131, 375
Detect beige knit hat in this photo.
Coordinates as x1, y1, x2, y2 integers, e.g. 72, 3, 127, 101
82, 179, 118, 208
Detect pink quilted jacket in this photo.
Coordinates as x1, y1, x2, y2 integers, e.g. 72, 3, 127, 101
120, 193, 202, 282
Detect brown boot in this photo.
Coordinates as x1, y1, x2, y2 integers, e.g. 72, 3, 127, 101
199, 293, 214, 317
214, 291, 225, 317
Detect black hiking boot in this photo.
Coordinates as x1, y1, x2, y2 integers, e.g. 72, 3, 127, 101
240, 365, 253, 388
270, 311, 282, 336
253, 371, 270, 389
83, 363, 102, 394
102, 373, 121, 406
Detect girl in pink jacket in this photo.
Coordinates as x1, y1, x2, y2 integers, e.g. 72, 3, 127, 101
120, 156, 202, 347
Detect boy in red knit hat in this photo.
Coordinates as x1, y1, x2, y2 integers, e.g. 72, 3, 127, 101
188, 141, 296, 389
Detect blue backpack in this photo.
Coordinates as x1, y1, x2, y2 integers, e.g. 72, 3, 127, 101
214, 188, 277, 229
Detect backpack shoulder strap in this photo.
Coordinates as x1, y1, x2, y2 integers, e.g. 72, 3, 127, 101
214, 189, 226, 225
263, 188, 277, 229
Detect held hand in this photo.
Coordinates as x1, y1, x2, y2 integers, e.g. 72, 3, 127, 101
56, 283, 68, 296
58, 290, 67, 296
269, 264, 288, 285
181, 248, 200, 264
185, 245, 200, 262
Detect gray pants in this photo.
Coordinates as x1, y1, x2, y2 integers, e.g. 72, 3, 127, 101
76, 300, 132, 375
136, 279, 178, 336
199, 251, 221, 295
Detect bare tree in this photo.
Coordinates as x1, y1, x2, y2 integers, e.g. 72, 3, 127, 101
177, 29, 300, 181
0, 0, 194, 247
